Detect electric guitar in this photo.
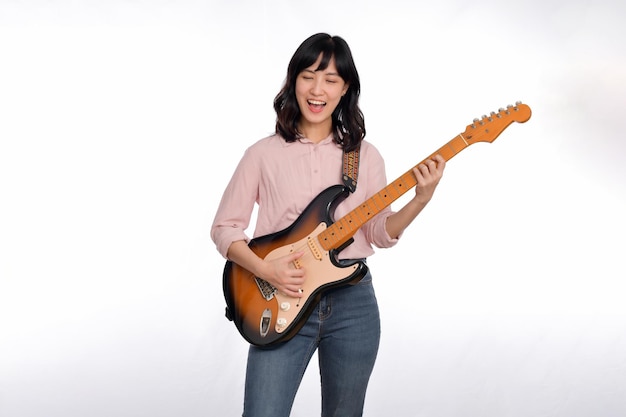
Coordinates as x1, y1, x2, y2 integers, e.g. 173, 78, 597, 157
223, 102, 532, 346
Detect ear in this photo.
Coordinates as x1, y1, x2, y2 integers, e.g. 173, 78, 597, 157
342, 84, 349, 96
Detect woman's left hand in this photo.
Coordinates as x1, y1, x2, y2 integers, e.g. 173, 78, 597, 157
412, 154, 446, 205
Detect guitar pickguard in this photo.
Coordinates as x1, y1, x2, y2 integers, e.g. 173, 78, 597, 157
262, 223, 358, 334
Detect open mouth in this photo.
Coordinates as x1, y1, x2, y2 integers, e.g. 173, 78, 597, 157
307, 100, 326, 113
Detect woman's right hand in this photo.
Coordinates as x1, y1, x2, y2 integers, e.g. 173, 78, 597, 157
261, 251, 306, 298
227, 240, 306, 299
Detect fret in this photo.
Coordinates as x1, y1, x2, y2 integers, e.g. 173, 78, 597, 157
378, 188, 393, 203
369, 193, 385, 211
356, 203, 372, 223
381, 184, 399, 201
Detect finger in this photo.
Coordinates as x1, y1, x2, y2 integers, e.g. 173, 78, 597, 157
282, 287, 303, 298
419, 163, 434, 179
283, 251, 304, 267
412, 167, 424, 182
433, 154, 446, 170
287, 251, 304, 261
283, 282, 306, 297
417, 164, 429, 176
290, 268, 305, 278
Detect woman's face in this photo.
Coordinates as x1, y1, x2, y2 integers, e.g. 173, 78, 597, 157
295, 54, 348, 138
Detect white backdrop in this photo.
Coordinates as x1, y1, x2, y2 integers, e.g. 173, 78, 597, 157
1, 1, 625, 416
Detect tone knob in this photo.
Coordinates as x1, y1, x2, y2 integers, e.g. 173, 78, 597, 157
280, 302, 291, 311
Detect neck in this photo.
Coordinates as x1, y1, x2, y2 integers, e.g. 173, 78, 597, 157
299, 122, 332, 144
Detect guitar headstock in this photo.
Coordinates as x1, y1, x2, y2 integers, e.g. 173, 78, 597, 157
463, 102, 531, 144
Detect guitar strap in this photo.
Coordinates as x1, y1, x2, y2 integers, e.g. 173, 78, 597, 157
342, 145, 360, 193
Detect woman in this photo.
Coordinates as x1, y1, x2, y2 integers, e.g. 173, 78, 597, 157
211, 33, 445, 417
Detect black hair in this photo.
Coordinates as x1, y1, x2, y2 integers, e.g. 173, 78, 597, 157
274, 33, 365, 152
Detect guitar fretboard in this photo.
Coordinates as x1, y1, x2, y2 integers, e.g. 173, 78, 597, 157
317, 133, 470, 251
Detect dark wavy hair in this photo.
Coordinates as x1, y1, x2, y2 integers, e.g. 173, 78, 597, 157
274, 33, 365, 152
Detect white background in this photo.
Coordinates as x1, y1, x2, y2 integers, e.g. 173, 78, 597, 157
1, 1, 625, 416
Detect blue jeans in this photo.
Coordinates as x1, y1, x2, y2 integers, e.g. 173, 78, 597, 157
242, 271, 380, 417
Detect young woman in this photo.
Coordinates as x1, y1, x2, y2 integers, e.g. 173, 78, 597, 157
211, 33, 445, 417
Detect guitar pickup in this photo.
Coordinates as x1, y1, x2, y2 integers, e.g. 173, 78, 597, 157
307, 236, 322, 261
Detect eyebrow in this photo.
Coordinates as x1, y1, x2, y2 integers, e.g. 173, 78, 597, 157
303, 68, 340, 76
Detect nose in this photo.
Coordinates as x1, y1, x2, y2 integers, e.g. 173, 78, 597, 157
310, 78, 323, 95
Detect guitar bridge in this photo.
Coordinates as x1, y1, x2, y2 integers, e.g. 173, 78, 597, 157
255, 277, 277, 301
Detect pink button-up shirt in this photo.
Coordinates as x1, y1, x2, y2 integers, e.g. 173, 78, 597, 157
211, 134, 399, 260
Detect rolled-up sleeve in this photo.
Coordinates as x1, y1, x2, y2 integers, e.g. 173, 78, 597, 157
365, 210, 399, 248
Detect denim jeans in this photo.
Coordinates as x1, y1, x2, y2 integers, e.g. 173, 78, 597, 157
242, 271, 380, 417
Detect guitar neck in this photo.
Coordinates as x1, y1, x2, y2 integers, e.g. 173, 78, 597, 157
316, 102, 531, 252
317, 133, 470, 251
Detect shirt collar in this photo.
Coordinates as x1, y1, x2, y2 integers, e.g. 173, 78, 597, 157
296, 133, 335, 146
